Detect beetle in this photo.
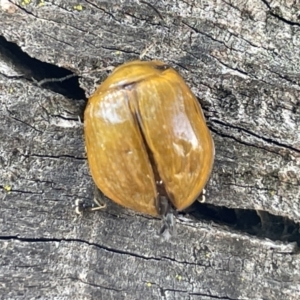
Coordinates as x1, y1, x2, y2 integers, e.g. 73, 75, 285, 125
83, 60, 214, 229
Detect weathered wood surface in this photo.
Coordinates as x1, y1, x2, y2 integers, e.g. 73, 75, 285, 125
0, 0, 300, 299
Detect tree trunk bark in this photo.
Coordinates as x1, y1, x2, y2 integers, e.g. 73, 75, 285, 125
0, 0, 300, 299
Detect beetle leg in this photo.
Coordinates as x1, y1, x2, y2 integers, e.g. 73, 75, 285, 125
139, 42, 156, 60
74, 199, 106, 214
91, 185, 107, 211
74, 199, 84, 215
198, 188, 206, 203
90, 198, 107, 211
74, 186, 106, 214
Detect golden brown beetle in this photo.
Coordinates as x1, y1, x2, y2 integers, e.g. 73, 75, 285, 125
84, 60, 214, 230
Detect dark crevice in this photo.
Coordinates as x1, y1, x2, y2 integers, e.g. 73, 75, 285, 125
210, 54, 249, 76
182, 21, 229, 48
208, 125, 282, 157
185, 201, 300, 248
1, 203, 299, 250
0, 35, 86, 100
211, 119, 300, 154
5, 189, 43, 195
100, 45, 140, 56
267, 67, 300, 87
13, 153, 86, 161
84, 0, 121, 24
30, 154, 86, 160
12, 1, 36, 17
0, 235, 163, 261
5, 107, 43, 133
160, 287, 166, 297
189, 292, 236, 300
140, 1, 165, 22
261, 0, 300, 27
69, 276, 122, 292
75, 191, 300, 249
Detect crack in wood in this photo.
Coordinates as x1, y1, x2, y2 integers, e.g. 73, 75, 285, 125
0, 36, 85, 100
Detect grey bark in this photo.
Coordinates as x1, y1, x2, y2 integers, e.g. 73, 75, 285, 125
0, 0, 300, 299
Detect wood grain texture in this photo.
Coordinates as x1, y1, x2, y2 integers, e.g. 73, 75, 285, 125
0, 0, 300, 299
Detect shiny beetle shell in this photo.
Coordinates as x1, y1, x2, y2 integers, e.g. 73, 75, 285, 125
84, 60, 214, 216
